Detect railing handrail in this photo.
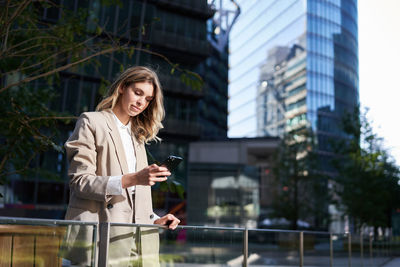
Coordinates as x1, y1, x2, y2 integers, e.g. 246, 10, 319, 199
0, 216, 97, 226
0, 216, 377, 236
0, 216, 334, 234
0, 216, 397, 267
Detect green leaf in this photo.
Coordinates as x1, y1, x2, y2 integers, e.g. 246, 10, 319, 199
96, 26, 103, 35
128, 47, 135, 58
160, 181, 168, 192
168, 181, 176, 193
174, 181, 185, 200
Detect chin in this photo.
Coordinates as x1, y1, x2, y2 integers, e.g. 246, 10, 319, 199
129, 111, 141, 117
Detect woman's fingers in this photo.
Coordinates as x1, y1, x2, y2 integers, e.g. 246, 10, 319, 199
153, 171, 171, 177
155, 214, 180, 230
135, 165, 171, 186
150, 176, 168, 182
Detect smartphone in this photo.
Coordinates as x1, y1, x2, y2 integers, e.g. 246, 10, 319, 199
159, 155, 183, 172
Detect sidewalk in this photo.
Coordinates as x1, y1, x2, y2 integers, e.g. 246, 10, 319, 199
382, 257, 400, 267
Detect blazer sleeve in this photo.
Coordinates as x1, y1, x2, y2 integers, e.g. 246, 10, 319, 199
65, 113, 111, 202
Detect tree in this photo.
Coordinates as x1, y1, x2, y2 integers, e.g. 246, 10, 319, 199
271, 128, 330, 230
332, 108, 400, 231
0, 0, 200, 196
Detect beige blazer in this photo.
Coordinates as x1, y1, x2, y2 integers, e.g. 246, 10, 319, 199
63, 109, 159, 267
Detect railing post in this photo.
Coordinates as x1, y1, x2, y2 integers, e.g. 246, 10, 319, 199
92, 224, 98, 267
98, 222, 110, 267
137, 226, 142, 256
369, 232, 373, 267
299, 231, 304, 267
360, 232, 364, 267
243, 227, 248, 267
329, 233, 333, 267
348, 232, 352, 267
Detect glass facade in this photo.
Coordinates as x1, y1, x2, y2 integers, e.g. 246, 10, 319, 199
228, 0, 359, 144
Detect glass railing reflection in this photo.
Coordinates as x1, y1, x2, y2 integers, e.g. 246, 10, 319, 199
159, 226, 244, 266
303, 232, 331, 267
105, 224, 160, 267
0, 217, 97, 267
0, 217, 399, 267
107, 224, 245, 266
248, 230, 300, 266
331, 233, 349, 267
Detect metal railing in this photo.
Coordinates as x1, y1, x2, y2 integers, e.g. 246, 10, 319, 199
0, 216, 398, 267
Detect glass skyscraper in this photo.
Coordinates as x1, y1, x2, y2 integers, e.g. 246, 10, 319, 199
228, 0, 359, 150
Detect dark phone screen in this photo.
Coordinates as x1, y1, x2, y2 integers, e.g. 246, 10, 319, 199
160, 156, 183, 172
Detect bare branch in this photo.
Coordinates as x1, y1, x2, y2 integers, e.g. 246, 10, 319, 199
0, 151, 38, 178
1, 0, 32, 41
5, 42, 57, 57
0, 35, 60, 57
1, 34, 100, 77
0, 125, 23, 173
0, 45, 124, 93
28, 116, 77, 122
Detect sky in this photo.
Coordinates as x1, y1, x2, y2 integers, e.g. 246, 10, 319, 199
359, 0, 400, 165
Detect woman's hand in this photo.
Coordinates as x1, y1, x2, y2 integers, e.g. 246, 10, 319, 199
122, 164, 171, 188
154, 214, 181, 230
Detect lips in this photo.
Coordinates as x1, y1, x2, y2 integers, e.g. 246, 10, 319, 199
130, 105, 141, 112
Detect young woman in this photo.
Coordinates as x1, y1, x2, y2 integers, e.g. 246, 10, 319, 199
63, 66, 180, 266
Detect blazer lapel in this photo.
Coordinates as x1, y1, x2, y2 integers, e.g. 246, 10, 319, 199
131, 130, 151, 220
102, 110, 129, 175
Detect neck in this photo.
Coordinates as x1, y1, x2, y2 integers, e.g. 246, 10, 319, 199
112, 105, 130, 125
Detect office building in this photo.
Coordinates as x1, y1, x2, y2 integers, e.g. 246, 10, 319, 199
229, 0, 358, 139
228, 0, 358, 230
0, 0, 224, 219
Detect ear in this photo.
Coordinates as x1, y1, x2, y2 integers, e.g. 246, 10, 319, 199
118, 84, 124, 94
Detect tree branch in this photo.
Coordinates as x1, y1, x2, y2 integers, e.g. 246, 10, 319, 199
1, 0, 32, 40
28, 116, 77, 121
0, 151, 38, 178
0, 45, 123, 93
0, 36, 60, 57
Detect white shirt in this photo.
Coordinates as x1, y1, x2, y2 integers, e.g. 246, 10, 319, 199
106, 113, 136, 195
106, 112, 160, 222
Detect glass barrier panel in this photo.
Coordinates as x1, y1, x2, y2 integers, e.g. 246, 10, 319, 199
60, 224, 97, 267
303, 232, 331, 267
248, 229, 300, 266
0, 220, 96, 267
370, 234, 394, 267
108, 225, 244, 266
363, 233, 383, 267
107, 225, 158, 266
388, 235, 400, 257
349, 232, 367, 267
330, 233, 348, 267
159, 227, 244, 266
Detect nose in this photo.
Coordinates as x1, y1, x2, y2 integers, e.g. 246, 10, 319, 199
137, 97, 144, 106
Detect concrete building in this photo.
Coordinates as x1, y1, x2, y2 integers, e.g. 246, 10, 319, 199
187, 137, 279, 227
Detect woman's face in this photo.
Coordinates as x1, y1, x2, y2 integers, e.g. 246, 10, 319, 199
117, 81, 154, 117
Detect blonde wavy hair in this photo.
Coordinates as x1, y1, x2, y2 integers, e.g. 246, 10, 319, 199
96, 66, 164, 143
